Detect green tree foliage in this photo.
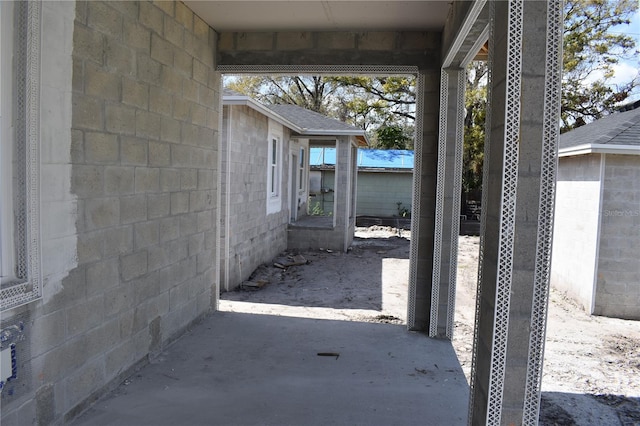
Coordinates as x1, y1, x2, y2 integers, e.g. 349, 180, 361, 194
463, 62, 488, 195
562, 0, 638, 131
225, 75, 416, 148
333, 77, 416, 147
463, 0, 639, 196
226, 0, 638, 161
375, 125, 413, 150
332, 77, 416, 122
226, 75, 337, 115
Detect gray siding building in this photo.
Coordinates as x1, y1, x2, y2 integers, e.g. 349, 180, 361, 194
551, 102, 640, 320
310, 148, 414, 218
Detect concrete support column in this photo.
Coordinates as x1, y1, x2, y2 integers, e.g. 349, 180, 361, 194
408, 70, 440, 331
469, 0, 563, 424
334, 136, 352, 251
430, 68, 466, 338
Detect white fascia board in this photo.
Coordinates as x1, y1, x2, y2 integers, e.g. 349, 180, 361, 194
558, 143, 640, 157
223, 96, 368, 143
442, 0, 488, 68
460, 23, 489, 67
299, 129, 365, 137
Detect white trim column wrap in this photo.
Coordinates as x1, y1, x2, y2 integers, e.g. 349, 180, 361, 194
486, 0, 523, 423
429, 67, 466, 339
446, 70, 466, 339
522, 0, 563, 423
429, 70, 449, 336
407, 72, 424, 330
214, 64, 432, 330
469, 2, 495, 421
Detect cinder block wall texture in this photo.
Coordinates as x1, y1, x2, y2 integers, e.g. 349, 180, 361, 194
0, 2, 220, 424
551, 154, 640, 320
550, 154, 602, 313
595, 154, 640, 319
221, 105, 289, 290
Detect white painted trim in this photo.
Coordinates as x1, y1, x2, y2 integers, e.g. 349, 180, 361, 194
218, 64, 418, 75
0, 1, 15, 283
266, 119, 283, 215
288, 149, 297, 223
222, 103, 232, 294
298, 145, 307, 194
224, 95, 302, 133
591, 153, 606, 315
219, 65, 419, 329
442, 0, 488, 68
223, 95, 367, 139
1, 1, 42, 311
460, 23, 490, 67
559, 143, 640, 157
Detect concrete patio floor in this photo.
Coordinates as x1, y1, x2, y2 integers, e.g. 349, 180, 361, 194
72, 309, 469, 425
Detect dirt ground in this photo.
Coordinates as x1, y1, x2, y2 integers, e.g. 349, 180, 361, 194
220, 226, 640, 425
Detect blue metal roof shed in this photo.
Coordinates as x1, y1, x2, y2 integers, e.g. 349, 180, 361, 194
310, 147, 414, 170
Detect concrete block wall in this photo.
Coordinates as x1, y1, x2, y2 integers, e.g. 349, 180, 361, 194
286, 226, 347, 252
0, 3, 77, 423
594, 154, 640, 319
221, 105, 289, 291
356, 172, 413, 217
550, 154, 602, 313
288, 139, 357, 252
218, 31, 440, 69
0, 2, 220, 424
409, 69, 440, 332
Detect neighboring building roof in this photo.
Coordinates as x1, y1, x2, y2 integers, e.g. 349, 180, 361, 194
358, 149, 414, 170
265, 104, 361, 134
223, 88, 245, 97
310, 147, 414, 171
559, 102, 640, 157
222, 90, 369, 146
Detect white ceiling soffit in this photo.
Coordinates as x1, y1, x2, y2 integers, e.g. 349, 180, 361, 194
184, 1, 452, 32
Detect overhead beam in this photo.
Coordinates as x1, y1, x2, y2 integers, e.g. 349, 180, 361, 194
441, 0, 490, 68
217, 31, 441, 70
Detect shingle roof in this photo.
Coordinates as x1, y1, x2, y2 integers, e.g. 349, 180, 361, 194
223, 88, 244, 97
222, 92, 368, 144
559, 105, 640, 151
265, 104, 362, 133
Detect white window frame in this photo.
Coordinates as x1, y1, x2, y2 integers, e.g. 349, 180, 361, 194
1, 0, 42, 311
298, 147, 306, 192
269, 137, 279, 196
266, 120, 283, 215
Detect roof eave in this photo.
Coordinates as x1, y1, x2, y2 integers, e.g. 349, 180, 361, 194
224, 95, 369, 145
223, 96, 305, 133
358, 167, 413, 173
297, 129, 365, 137
291, 131, 369, 146
559, 143, 640, 157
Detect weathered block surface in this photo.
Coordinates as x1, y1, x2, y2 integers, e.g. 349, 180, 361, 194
0, 2, 220, 424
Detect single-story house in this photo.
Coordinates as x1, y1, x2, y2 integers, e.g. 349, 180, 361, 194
310, 148, 414, 218
220, 91, 367, 291
551, 101, 640, 320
